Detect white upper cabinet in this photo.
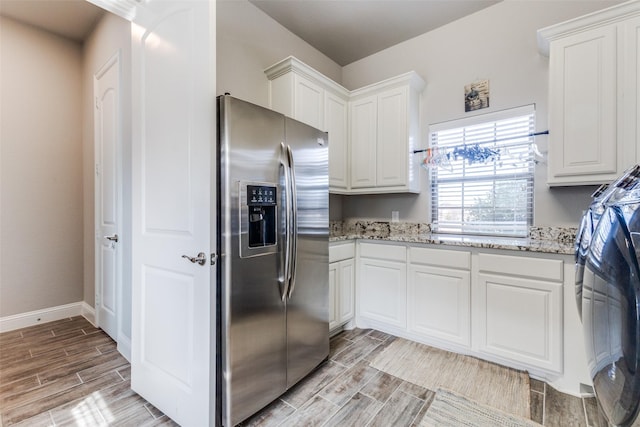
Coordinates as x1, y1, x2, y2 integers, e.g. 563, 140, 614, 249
325, 92, 349, 190
538, 2, 640, 186
265, 57, 350, 193
350, 95, 378, 188
265, 57, 425, 194
350, 73, 424, 194
547, 26, 617, 183
294, 75, 325, 131
623, 16, 640, 168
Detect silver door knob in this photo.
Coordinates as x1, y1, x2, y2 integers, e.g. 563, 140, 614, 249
105, 234, 119, 242
181, 252, 207, 266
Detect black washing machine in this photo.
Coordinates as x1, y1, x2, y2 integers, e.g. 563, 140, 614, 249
582, 193, 640, 426
577, 166, 640, 322
576, 183, 609, 320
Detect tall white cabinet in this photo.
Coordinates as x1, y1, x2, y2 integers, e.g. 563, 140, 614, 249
538, 2, 640, 185
265, 57, 350, 192
265, 57, 424, 195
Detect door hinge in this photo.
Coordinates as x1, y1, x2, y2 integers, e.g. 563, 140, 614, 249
210, 253, 217, 266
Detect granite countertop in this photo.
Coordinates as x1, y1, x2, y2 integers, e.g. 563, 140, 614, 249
329, 220, 576, 255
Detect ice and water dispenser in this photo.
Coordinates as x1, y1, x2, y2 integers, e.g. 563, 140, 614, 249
247, 185, 277, 247
240, 182, 278, 257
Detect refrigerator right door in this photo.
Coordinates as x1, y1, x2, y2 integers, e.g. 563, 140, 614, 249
284, 117, 330, 388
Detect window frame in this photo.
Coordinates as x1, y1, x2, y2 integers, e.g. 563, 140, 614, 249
428, 105, 535, 237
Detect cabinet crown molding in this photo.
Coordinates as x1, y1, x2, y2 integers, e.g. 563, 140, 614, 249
264, 56, 426, 99
350, 71, 426, 100
264, 56, 350, 97
537, 0, 640, 56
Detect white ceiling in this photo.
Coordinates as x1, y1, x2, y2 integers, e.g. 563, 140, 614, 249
248, 0, 502, 65
0, 0, 501, 65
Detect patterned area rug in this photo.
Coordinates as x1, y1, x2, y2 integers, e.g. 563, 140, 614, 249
369, 338, 531, 418
421, 389, 541, 426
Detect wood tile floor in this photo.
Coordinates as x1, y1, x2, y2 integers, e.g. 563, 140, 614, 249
0, 317, 604, 426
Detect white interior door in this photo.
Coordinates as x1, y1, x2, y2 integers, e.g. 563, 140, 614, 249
130, 1, 215, 426
94, 52, 121, 342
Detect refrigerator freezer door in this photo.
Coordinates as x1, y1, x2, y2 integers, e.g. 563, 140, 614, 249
284, 117, 330, 388
218, 96, 287, 426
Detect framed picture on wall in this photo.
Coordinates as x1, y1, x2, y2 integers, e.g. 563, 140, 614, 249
465, 80, 489, 112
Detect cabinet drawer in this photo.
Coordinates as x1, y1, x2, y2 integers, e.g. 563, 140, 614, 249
330, 242, 355, 263
359, 242, 406, 262
478, 253, 563, 282
410, 247, 470, 270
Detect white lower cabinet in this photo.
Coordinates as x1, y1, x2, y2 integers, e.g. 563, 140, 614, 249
408, 247, 471, 349
357, 243, 407, 328
353, 241, 569, 378
475, 253, 563, 373
329, 242, 355, 332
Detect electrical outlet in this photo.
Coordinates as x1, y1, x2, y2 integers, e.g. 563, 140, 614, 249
391, 211, 399, 223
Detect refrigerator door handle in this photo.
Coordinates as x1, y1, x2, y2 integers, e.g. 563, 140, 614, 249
279, 143, 291, 301
286, 145, 298, 299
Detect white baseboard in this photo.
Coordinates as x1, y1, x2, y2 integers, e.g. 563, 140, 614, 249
0, 301, 96, 333
117, 334, 132, 362
81, 302, 96, 326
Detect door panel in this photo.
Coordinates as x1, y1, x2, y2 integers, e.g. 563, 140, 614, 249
131, 1, 214, 426
350, 96, 377, 188
326, 92, 348, 190
94, 52, 120, 341
338, 259, 355, 324
358, 258, 407, 328
408, 265, 470, 347
377, 87, 407, 187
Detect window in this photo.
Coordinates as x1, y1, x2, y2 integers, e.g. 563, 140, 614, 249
429, 105, 535, 237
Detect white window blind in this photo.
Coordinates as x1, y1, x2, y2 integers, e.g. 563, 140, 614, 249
429, 105, 535, 237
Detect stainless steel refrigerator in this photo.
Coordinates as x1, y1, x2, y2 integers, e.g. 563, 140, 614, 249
216, 95, 329, 426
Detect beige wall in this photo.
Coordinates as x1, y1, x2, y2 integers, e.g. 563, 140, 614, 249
340, 0, 624, 226
82, 13, 132, 338
0, 16, 84, 316
217, 0, 343, 107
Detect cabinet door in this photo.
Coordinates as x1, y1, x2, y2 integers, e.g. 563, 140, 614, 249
329, 262, 339, 330
476, 273, 562, 372
326, 92, 349, 190
358, 257, 407, 328
548, 25, 618, 185
350, 96, 377, 188
294, 75, 324, 131
338, 259, 355, 324
622, 16, 640, 165
376, 87, 408, 187
408, 265, 470, 348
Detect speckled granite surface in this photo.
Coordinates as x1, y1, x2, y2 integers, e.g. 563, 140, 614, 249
329, 220, 577, 255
